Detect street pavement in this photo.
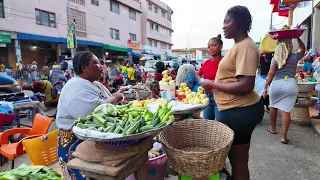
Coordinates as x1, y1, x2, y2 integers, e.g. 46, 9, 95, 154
1, 108, 320, 180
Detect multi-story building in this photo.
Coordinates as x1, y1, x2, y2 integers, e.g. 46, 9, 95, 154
140, 0, 173, 60
172, 48, 229, 60
0, 0, 145, 69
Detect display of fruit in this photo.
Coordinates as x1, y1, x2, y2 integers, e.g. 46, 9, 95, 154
159, 70, 175, 86
177, 83, 209, 105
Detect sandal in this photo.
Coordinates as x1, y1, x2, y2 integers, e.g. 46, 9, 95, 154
281, 139, 289, 144
267, 126, 277, 134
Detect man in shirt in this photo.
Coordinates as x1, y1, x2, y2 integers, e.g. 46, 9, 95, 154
169, 62, 179, 80
126, 63, 136, 85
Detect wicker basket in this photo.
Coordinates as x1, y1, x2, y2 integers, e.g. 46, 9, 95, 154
159, 119, 234, 178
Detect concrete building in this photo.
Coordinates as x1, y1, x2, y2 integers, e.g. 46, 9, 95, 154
172, 48, 229, 60
140, 0, 173, 60
0, 0, 147, 69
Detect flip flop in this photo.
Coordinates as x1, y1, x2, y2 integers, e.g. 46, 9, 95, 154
281, 139, 289, 144
267, 126, 277, 134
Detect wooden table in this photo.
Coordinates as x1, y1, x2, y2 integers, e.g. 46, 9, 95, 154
68, 151, 148, 180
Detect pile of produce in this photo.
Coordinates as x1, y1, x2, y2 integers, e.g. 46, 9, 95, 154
74, 103, 174, 136
177, 83, 209, 105
296, 70, 318, 82
131, 98, 168, 107
159, 70, 175, 86
0, 164, 62, 180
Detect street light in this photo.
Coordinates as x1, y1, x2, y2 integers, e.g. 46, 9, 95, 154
188, 23, 199, 60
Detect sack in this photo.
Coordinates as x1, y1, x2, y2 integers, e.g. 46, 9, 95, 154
51, 87, 58, 100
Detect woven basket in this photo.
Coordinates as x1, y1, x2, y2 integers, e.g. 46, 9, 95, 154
159, 119, 234, 178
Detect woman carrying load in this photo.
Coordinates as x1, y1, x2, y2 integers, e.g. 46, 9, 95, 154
263, 38, 306, 144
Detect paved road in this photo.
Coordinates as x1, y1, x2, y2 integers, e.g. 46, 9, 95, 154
2, 109, 320, 180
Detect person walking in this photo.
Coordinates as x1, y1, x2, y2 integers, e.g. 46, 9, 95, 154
263, 38, 306, 144
196, 34, 223, 121
200, 6, 264, 180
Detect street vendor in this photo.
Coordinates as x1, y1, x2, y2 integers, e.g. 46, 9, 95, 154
154, 61, 165, 81
196, 34, 223, 121
169, 62, 179, 80
200, 6, 264, 180
263, 37, 305, 144
22, 79, 53, 105
56, 51, 124, 180
176, 64, 200, 92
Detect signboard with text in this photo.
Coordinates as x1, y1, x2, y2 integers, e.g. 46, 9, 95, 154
128, 40, 141, 50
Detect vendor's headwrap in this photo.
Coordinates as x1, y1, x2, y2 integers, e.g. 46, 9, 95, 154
176, 64, 196, 88
274, 39, 293, 69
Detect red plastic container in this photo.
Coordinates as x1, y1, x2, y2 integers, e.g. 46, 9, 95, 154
0, 113, 16, 126
268, 29, 305, 40
177, 94, 186, 101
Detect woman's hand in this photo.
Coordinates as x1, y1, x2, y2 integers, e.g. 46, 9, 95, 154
112, 92, 124, 102
200, 79, 215, 90
263, 88, 268, 98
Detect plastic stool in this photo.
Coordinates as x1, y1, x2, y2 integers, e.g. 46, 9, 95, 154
179, 173, 220, 180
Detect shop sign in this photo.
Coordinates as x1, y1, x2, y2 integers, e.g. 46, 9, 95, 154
282, 0, 311, 4
142, 54, 153, 58
0, 31, 17, 39
142, 45, 152, 54
128, 40, 140, 50
67, 33, 75, 49
160, 54, 166, 61
0, 34, 12, 44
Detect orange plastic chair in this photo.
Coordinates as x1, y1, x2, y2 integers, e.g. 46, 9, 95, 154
0, 113, 53, 169
22, 129, 58, 166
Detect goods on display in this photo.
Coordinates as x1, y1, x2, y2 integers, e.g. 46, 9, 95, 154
296, 70, 319, 82
148, 141, 165, 159
177, 84, 209, 105
73, 103, 174, 136
0, 164, 62, 180
159, 70, 175, 100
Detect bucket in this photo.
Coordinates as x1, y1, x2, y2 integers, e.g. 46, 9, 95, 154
126, 153, 168, 180
160, 84, 175, 100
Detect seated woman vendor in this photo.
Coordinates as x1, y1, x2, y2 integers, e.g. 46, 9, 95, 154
302, 56, 315, 74
56, 51, 125, 180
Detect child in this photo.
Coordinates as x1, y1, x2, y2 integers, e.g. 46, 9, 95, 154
149, 81, 161, 99
302, 56, 315, 74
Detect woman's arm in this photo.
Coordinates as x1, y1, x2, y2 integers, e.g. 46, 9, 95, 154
196, 71, 202, 81
200, 76, 255, 95
297, 38, 306, 55
264, 66, 277, 90
214, 76, 255, 95
105, 92, 123, 104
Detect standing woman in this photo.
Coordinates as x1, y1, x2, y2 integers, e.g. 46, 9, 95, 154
200, 6, 264, 180
56, 51, 124, 180
263, 38, 305, 144
154, 61, 165, 81
196, 35, 223, 120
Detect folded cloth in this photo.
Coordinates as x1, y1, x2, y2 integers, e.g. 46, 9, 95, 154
274, 42, 289, 69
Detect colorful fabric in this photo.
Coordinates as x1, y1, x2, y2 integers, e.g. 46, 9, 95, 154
58, 130, 84, 180
51, 67, 63, 83
302, 62, 315, 73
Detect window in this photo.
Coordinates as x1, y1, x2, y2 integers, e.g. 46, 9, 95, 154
168, 45, 172, 50
161, 11, 165, 18
150, 22, 154, 30
110, 0, 119, 14
154, 7, 158, 14
169, 31, 172, 36
110, 28, 120, 40
129, 33, 136, 41
35, 9, 56, 28
0, 0, 4, 18
67, 8, 87, 37
160, 42, 167, 50
91, 0, 99, 6
167, 13, 171, 21
148, 39, 152, 46
148, 3, 152, 11
154, 41, 158, 48
155, 24, 159, 31
129, 9, 136, 21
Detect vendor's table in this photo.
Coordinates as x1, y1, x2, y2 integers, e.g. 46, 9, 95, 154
13, 101, 45, 127
67, 149, 148, 180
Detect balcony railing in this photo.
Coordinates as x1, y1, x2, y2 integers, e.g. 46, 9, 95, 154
70, 0, 85, 6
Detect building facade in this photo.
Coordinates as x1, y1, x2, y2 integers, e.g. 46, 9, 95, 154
172, 48, 229, 60
140, 0, 173, 60
0, 0, 173, 70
